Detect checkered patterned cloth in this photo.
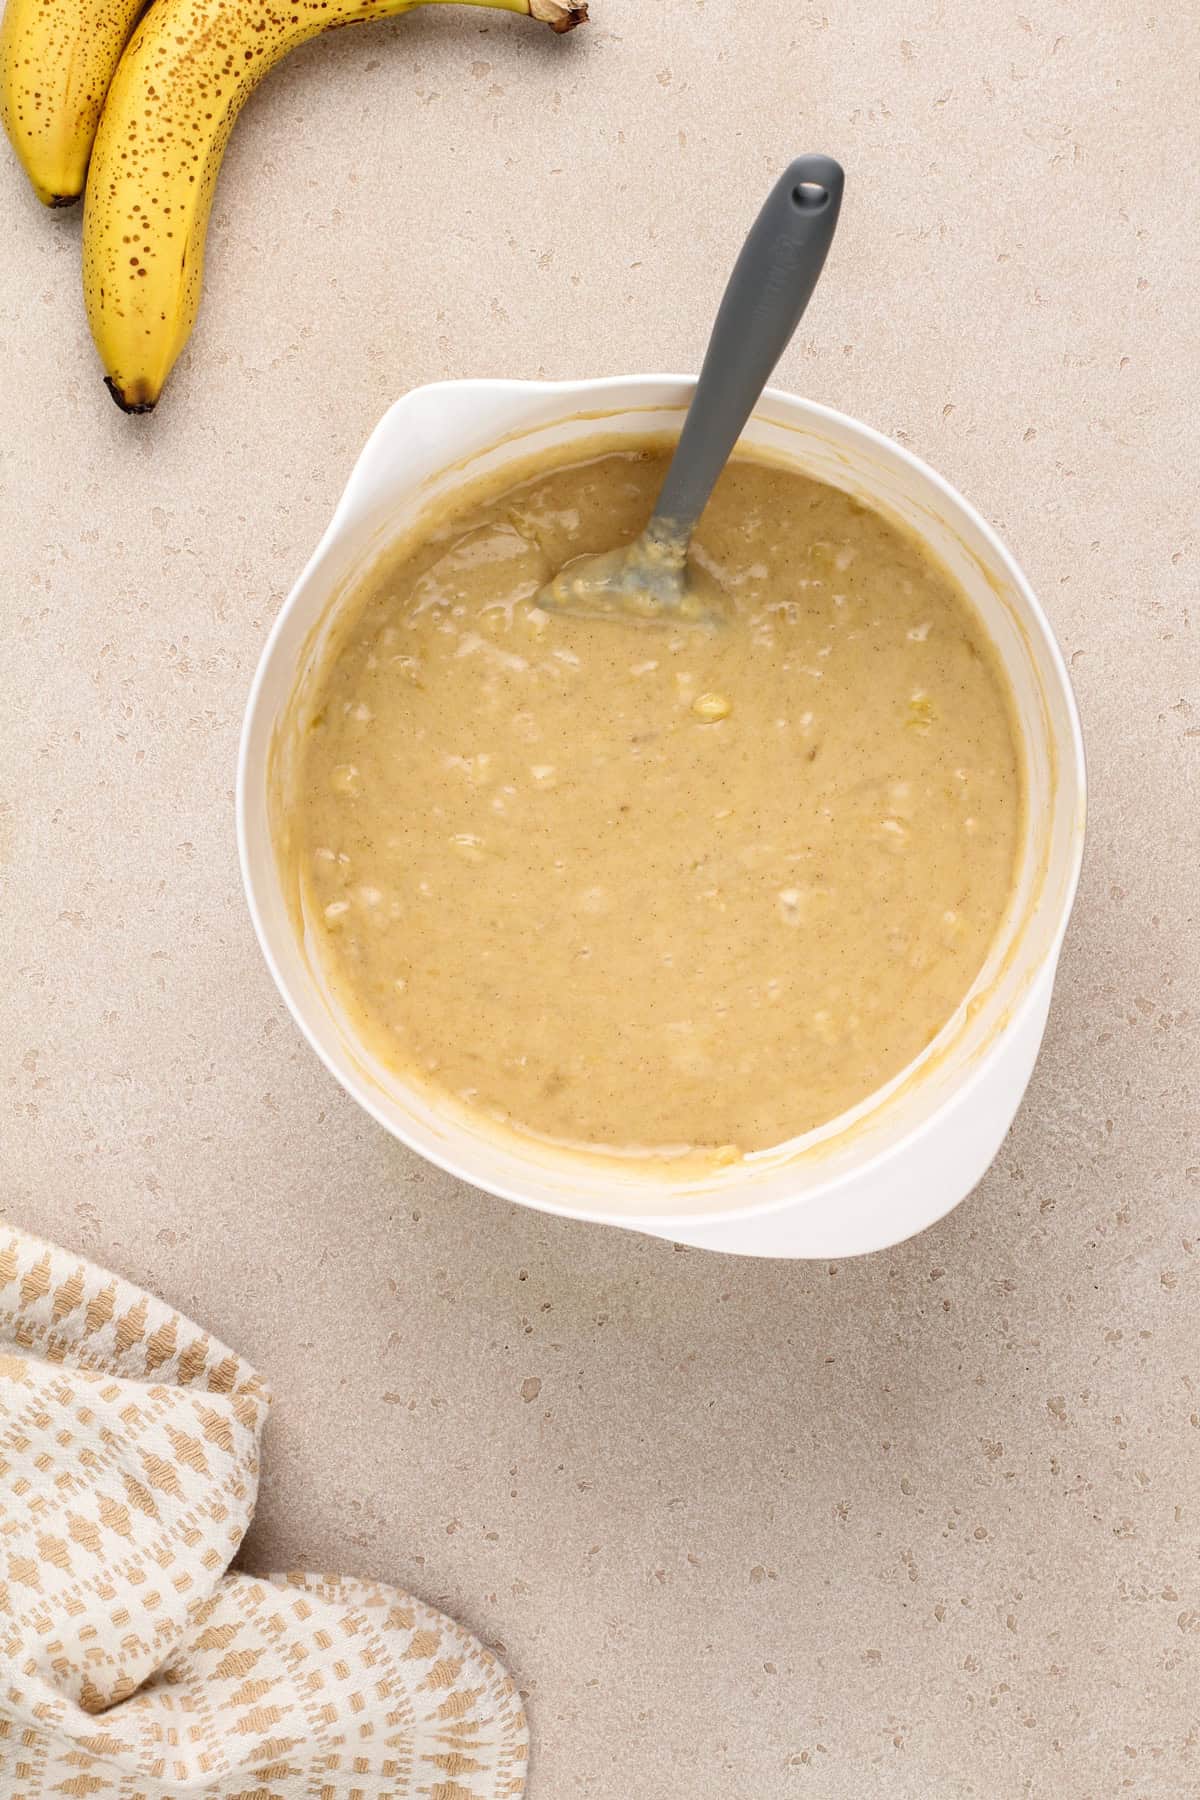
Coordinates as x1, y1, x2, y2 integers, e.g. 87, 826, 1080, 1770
0, 1226, 527, 1798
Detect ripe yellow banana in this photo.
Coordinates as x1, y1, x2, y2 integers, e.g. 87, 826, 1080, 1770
83, 0, 585, 412
0, 0, 145, 205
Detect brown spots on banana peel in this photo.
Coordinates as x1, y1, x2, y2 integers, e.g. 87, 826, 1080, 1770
0, 0, 147, 204
84, 0, 586, 412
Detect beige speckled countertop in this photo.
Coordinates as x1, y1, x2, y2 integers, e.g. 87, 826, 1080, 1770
2, 2, 1198, 1793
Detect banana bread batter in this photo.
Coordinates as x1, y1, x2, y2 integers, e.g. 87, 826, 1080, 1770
277, 443, 1021, 1159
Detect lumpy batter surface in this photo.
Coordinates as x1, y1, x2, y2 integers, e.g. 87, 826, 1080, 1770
280, 444, 1021, 1158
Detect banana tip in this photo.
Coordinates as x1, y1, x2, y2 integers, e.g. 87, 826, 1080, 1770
104, 376, 157, 416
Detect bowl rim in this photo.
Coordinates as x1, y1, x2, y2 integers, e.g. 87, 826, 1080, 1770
236, 374, 1087, 1233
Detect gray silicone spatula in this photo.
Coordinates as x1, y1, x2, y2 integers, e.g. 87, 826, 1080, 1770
538, 153, 844, 624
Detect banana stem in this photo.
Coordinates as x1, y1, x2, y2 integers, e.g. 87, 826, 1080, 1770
434, 0, 586, 24
529, 0, 587, 27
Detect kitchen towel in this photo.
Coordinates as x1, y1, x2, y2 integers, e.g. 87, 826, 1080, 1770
0, 1225, 528, 1798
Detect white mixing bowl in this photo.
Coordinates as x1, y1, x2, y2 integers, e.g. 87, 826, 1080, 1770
237, 377, 1085, 1259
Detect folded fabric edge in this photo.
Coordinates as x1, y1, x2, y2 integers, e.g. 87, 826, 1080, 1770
0, 1223, 268, 1405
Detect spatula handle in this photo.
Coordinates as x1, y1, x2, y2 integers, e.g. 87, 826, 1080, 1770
650, 155, 844, 540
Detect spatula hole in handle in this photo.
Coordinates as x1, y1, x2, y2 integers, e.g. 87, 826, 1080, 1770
792, 181, 829, 210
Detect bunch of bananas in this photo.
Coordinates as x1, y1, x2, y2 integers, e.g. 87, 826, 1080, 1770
1, 0, 585, 411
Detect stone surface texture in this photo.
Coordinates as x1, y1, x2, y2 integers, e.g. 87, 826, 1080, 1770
1, 1, 1197, 1794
